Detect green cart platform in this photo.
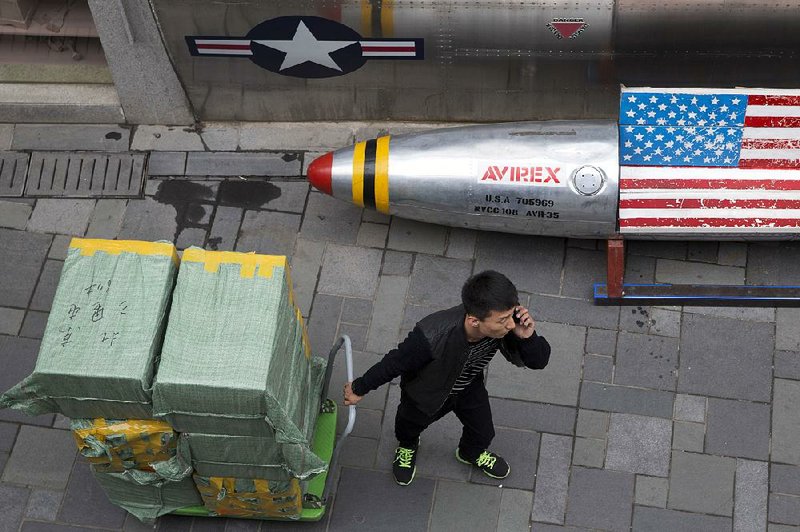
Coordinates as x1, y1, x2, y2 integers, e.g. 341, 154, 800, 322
173, 335, 357, 522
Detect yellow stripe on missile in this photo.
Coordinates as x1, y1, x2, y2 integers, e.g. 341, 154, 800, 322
382, 0, 394, 36
352, 140, 366, 207
375, 135, 391, 214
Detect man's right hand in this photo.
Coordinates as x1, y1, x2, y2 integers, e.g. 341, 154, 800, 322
343, 381, 363, 406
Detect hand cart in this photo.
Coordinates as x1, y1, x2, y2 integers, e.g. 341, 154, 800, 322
173, 334, 357, 521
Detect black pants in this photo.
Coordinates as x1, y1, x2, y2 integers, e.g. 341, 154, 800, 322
395, 376, 495, 462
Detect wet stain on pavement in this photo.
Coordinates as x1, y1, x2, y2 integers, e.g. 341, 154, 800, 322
105, 132, 122, 140
218, 180, 281, 209
153, 180, 216, 238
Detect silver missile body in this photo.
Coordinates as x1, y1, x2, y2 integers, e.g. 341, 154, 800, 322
310, 121, 619, 239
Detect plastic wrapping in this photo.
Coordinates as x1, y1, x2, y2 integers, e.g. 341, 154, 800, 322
193, 475, 302, 519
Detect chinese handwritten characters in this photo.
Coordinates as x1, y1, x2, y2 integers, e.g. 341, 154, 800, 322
59, 278, 130, 349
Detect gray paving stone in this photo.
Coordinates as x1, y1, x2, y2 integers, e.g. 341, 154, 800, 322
668, 451, 735, 516
773, 379, 800, 466
648, 307, 681, 337
340, 322, 368, 352
218, 180, 308, 214
490, 398, 575, 435
341, 407, 382, 440
207, 205, 242, 251
499, 488, 534, 532
366, 276, 409, 354
686, 241, 718, 263
200, 123, 239, 151
118, 197, 178, 241
175, 227, 207, 250
381, 250, 413, 276
0, 125, 12, 150
632, 506, 732, 532
29, 260, 62, 312
429, 480, 503, 532
656, 258, 744, 284
475, 233, 564, 296
27, 199, 94, 235
12, 124, 130, 152
561, 248, 606, 299
777, 308, 800, 352
614, 332, 678, 391
628, 240, 687, 259
341, 297, 373, 325
52, 414, 71, 430
0, 422, 16, 452
573, 437, 605, 468
487, 322, 583, 407
469, 428, 539, 490
769, 494, 800, 526
445, 228, 477, 260
769, 525, 800, 532
625, 254, 657, 283
25, 488, 62, 521
576, 410, 609, 439
147, 151, 186, 176
672, 421, 705, 452
317, 244, 382, 298
235, 210, 301, 256
0, 336, 53, 427
2, 426, 76, 489
531, 434, 572, 524
85, 199, 127, 239
772, 464, 800, 495
57, 460, 126, 528
0, 307, 23, 335
585, 327, 616, 356
580, 382, 674, 419
338, 435, 378, 469
606, 414, 671, 477
530, 525, 590, 532
362, 208, 391, 225
46, 234, 72, 261
290, 238, 325, 317
239, 122, 353, 152
718, 242, 748, 267
706, 399, 770, 460
747, 242, 800, 285
565, 467, 635, 531
0, 200, 31, 229
582, 354, 613, 383
683, 305, 775, 322
331, 468, 433, 531
408, 254, 472, 308
528, 294, 619, 330
0, 452, 6, 476
0, 483, 29, 532
131, 125, 205, 151
387, 217, 447, 255
635, 476, 668, 507
734, 459, 768, 532
619, 305, 654, 334
307, 294, 342, 360
186, 152, 301, 177
356, 222, 388, 248
674, 394, 706, 422
300, 192, 362, 244
678, 314, 773, 402
158, 514, 194, 530
775, 351, 800, 381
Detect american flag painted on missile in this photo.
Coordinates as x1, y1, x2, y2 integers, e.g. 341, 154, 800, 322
619, 87, 800, 235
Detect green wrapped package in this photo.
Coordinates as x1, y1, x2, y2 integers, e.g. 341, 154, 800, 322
92, 468, 202, 523
152, 249, 325, 442
0, 239, 178, 419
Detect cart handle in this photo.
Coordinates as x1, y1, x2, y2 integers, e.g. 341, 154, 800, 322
320, 335, 356, 505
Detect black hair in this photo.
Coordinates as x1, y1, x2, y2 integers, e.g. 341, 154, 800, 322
461, 270, 519, 320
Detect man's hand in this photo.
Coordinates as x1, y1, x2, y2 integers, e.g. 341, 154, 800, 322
513, 305, 536, 339
343, 381, 363, 406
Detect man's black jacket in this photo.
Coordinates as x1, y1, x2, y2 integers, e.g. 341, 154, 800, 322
351, 304, 551, 416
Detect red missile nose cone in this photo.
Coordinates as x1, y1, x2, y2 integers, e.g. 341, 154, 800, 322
307, 152, 333, 195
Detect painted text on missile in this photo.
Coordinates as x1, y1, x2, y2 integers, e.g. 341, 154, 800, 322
480, 166, 562, 185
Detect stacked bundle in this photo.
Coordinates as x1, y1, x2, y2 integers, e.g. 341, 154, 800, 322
152, 248, 327, 519
0, 239, 199, 522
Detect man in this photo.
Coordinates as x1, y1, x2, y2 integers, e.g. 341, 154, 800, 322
343, 270, 551, 486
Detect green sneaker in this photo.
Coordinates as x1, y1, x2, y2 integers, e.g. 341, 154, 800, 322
392, 444, 418, 486
455, 448, 510, 479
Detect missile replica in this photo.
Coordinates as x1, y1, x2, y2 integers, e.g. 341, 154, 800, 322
307, 87, 800, 305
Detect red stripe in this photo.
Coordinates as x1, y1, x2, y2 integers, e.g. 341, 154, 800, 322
620, 198, 800, 209
197, 44, 251, 50
741, 138, 800, 149
620, 178, 800, 190
748, 95, 800, 106
621, 217, 800, 228
744, 116, 800, 127
360, 46, 415, 52
738, 159, 800, 169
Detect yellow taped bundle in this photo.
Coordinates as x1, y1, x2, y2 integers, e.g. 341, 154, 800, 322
72, 418, 177, 472
193, 475, 302, 519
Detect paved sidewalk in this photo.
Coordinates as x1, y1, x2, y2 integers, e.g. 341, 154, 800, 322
1, 123, 800, 531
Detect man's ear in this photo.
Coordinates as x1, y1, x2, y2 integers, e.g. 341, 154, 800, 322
466, 315, 481, 328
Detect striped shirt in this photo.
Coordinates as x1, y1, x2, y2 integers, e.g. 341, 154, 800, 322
450, 337, 500, 393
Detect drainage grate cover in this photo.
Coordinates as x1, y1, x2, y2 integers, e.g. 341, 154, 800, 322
25, 152, 146, 197
0, 152, 30, 197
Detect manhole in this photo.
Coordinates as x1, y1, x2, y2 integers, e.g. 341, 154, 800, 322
25, 152, 146, 197
0, 152, 30, 197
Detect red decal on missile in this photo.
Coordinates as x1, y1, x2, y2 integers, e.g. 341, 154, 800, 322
547, 18, 588, 40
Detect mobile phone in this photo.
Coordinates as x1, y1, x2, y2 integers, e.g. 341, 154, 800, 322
513, 306, 521, 324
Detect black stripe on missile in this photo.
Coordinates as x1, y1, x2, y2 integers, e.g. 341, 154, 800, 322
363, 138, 377, 209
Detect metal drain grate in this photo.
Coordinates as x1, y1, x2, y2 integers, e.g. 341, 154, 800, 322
0, 152, 30, 197
25, 152, 146, 197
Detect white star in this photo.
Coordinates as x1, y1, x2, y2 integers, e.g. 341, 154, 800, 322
724, 157, 732, 163
704, 156, 711, 163
664, 155, 672, 162
668, 111, 677, 119
665, 141, 674, 148
699, 105, 708, 112
691, 97, 699, 105
625, 141, 633, 148
657, 118, 667, 125
698, 119, 707, 126
647, 111, 656, 118
720, 105, 729, 112
675, 148, 683, 155
654, 147, 662, 155
727, 128, 737, 135
649, 95, 658, 103
254, 21, 356, 72
644, 155, 652, 161
623, 154, 632, 161
675, 135, 684, 141
677, 119, 686, 126
646, 126, 655, 133
625, 126, 634, 133
670, 95, 678, 104
711, 97, 719, 104
718, 120, 727, 126
688, 112, 697, 119
628, 95, 637, 103
637, 118, 646, 125
708, 112, 717, 120
684, 156, 692, 162
694, 149, 702, 156
729, 112, 738, 119
635, 133, 645, 141
658, 104, 667, 111
667, 127, 676, 133
732, 98, 741, 105
715, 149, 723, 156
655, 134, 664, 141
679, 105, 688, 112
626, 110, 636, 118
634, 147, 643, 154
638, 103, 647, 110
645, 141, 653, 148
